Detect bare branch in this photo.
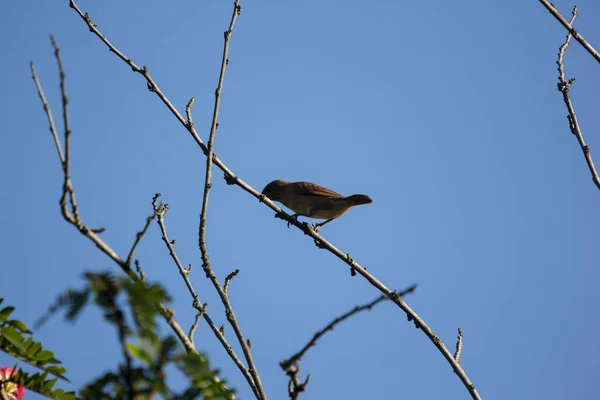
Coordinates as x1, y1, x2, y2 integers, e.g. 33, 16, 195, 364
30, 40, 221, 392
191, 1, 267, 398
553, 7, 600, 191
188, 308, 205, 346
67, 1, 482, 398
126, 210, 158, 266
281, 285, 417, 372
224, 269, 240, 294
29, 63, 64, 165
538, 1, 600, 64
154, 198, 256, 398
135, 260, 146, 282
285, 363, 310, 400
454, 328, 463, 363
185, 96, 195, 128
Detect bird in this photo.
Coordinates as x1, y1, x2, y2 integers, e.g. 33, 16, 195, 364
261, 179, 372, 231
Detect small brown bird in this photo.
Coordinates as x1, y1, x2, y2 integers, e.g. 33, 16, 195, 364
261, 180, 372, 231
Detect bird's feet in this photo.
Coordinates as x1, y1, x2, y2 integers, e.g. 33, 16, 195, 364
287, 214, 299, 228
312, 218, 334, 233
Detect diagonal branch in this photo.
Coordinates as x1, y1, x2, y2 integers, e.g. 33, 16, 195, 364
280, 284, 415, 399
67, 1, 481, 398
538, 0, 600, 64
281, 284, 417, 372
553, 6, 600, 191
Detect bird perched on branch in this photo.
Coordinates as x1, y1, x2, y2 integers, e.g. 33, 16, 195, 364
261, 180, 372, 231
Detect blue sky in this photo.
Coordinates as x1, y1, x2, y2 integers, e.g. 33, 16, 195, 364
1, 0, 600, 399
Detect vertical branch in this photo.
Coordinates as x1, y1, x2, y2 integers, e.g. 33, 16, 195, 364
49, 34, 82, 225
50, 35, 71, 175
198, 1, 241, 251
554, 7, 600, 191
195, 3, 268, 399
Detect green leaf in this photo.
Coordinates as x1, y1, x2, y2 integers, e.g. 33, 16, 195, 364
126, 342, 153, 365
0, 306, 15, 322
45, 366, 67, 377
9, 319, 30, 333
36, 350, 55, 361
27, 340, 42, 356
0, 326, 25, 351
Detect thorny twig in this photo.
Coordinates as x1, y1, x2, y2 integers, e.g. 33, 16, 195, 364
67, 0, 482, 398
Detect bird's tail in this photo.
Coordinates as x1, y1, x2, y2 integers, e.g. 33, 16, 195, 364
345, 194, 372, 206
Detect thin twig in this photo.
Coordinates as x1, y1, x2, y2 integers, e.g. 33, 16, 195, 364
285, 363, 310, 400
224, 269, 240, 294
126, 210, 158, 265
188, 308, 205, 346
68, 1, 481, 398
454, 328, 463, 363
154, 199, 255, 398
553, 7, 600, 191
538, 0, 600, 64
29, 63, 64, 164
51, 34, 81, 226
281, 284, 417, 372
30, 40, 217, 389
135, 260, 146, 282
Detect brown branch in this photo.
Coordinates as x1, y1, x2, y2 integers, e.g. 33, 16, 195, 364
454, 328, 463, 363
539, 1, 600, 64
67, 1, 482, 398
553, 6, 600, 191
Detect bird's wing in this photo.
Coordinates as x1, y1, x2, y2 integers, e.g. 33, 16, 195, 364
293, 182, 343, 198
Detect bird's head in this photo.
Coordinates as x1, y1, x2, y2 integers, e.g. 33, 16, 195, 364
261, 179, 289, 201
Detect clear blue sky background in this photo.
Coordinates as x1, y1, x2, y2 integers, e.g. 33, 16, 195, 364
1, 0, 600, 399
